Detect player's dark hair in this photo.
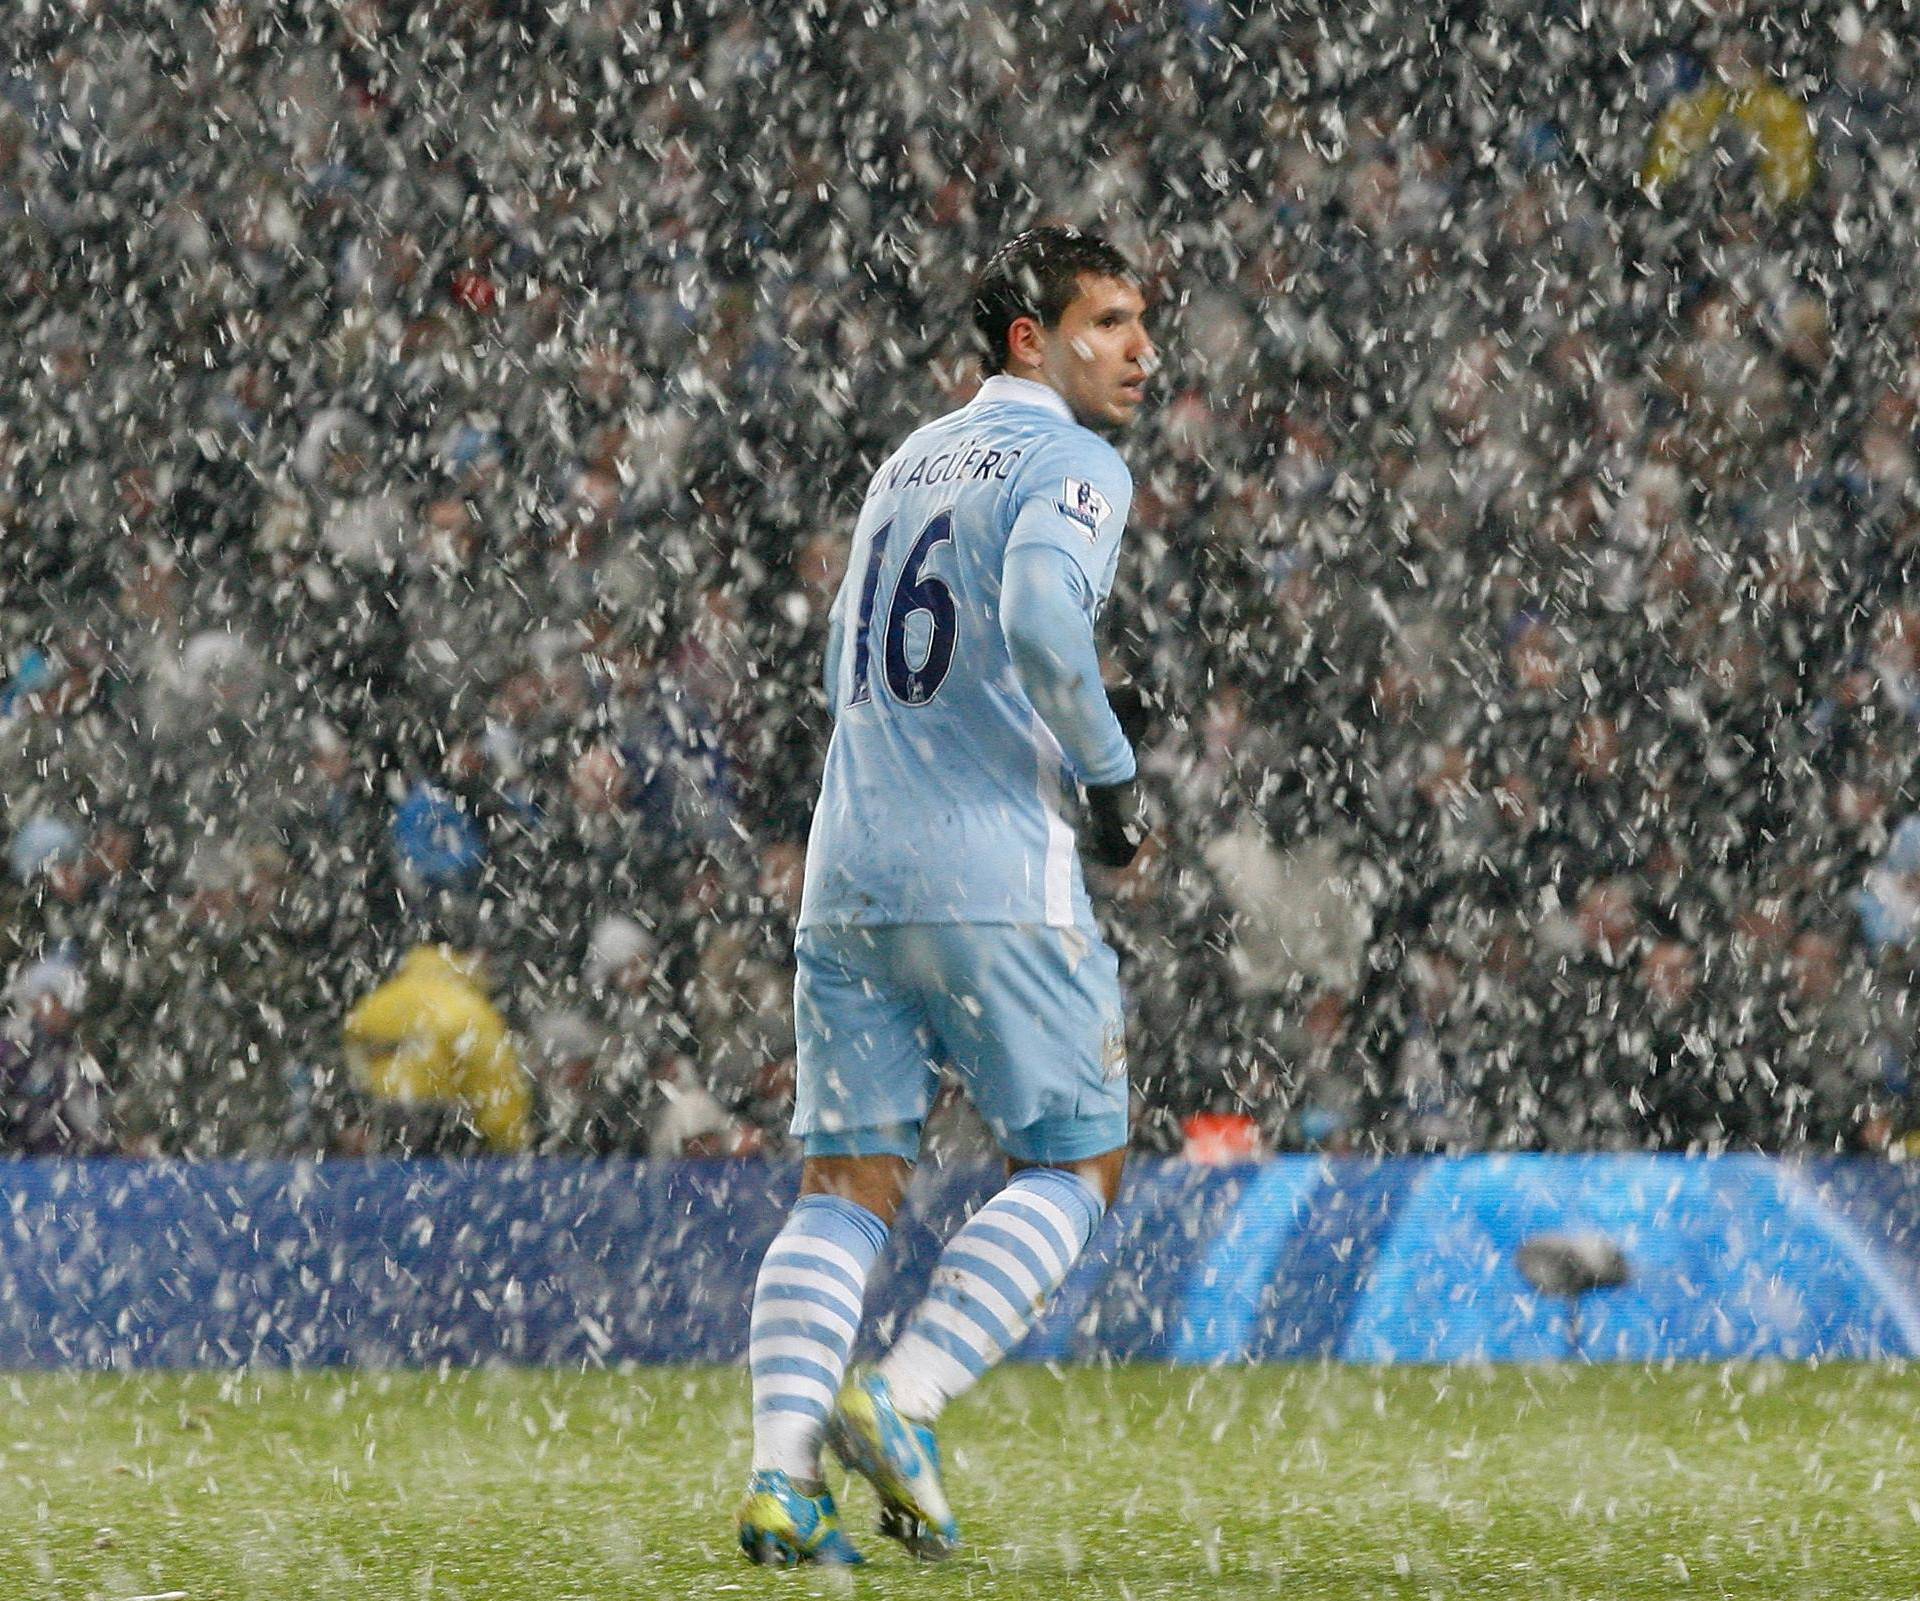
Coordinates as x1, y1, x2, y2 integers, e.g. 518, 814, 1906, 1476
970, 227, 1136, 374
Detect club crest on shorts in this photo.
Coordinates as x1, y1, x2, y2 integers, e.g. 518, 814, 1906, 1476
1101, 1019, 1127, 1080
1059, 477, 1113, 539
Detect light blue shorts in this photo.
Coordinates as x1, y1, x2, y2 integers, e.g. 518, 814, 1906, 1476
792, 922, 1129, 1164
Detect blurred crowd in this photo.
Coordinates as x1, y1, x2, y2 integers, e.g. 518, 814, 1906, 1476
5, 0, 1920, 1161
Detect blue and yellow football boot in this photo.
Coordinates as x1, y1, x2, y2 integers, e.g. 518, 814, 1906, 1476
735, 1469, 864, 1567
825, 1372, 961, 1560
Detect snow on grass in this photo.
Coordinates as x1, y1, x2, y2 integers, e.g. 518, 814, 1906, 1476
0, 1364, 1912, 1599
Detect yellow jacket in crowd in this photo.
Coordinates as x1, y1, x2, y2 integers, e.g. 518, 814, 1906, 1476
342, 944, 531, 1153
1642, 76, 1815, 208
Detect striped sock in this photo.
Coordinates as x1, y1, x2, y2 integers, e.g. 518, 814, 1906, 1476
876, 1168, 1105, 1422
749, 1193, 889, 1483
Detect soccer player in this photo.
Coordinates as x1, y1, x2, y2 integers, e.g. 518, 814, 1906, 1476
736, 226, 1155, 1566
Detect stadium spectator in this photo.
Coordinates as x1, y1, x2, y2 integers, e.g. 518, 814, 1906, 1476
0, 5, 1911, 1159
0, 952, 110, 1155
526, 1006, 628, 1153
1855, 816, 1920, 957
648, 1052, 765, 1159
341, 944, 532, 1155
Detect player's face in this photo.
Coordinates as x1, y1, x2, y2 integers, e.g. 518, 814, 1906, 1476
1036, 274, 1155, 433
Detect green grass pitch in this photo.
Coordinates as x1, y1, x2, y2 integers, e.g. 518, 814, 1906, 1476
1, 1363, 1915, 1600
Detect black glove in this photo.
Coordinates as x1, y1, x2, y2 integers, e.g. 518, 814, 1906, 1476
1106, 678, 1152, 750
1083, 779, 1148, 869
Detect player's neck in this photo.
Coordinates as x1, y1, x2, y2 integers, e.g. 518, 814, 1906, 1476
975, 372, 1074, 424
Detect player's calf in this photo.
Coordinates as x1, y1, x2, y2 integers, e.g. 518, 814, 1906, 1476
743, 1191, 890, 1530
835, 1166, 1108, 1554
876, 1165, 1107, 1422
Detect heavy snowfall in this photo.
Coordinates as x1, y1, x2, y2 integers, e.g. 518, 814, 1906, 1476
3, 1, 1917, 1162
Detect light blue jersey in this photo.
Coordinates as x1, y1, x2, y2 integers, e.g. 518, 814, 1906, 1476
799, 376, 1136, 933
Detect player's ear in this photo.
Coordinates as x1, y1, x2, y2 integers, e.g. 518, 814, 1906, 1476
1005, 313, 1045, 371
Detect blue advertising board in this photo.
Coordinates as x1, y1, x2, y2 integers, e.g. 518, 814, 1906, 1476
1, 1156, 1915, 1369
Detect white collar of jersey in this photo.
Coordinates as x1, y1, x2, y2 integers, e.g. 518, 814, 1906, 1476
972, 374, 1075, 424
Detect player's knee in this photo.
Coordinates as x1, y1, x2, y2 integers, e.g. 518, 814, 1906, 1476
1068, 1150, 1126, 1211
1007, 1155, 1121, 1223
799, 1153, 913, 1225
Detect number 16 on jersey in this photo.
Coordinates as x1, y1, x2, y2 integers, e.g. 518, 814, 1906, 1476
847, 511, 958, 709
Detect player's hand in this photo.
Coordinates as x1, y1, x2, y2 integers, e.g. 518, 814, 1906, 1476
1083, 779, 1148, 869
1108, 826, 1163, 905
1106, 678, 1152, 750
